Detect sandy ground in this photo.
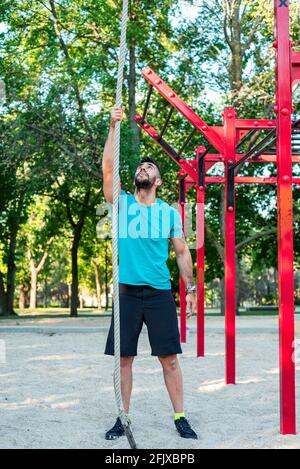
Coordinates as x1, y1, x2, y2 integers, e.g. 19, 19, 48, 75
0, 316, 300, 449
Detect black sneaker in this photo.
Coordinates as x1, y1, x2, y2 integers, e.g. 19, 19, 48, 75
175, 417, 198, 439
105, 417, 125, 440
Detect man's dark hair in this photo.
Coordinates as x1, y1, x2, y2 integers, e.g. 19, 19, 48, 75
139, 157, 161, 176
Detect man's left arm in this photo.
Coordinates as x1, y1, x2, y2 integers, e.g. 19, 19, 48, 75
171, 237, 196, 318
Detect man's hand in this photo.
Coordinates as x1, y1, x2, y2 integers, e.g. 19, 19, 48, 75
186, 292, 197, 319
110, 107, 125, 128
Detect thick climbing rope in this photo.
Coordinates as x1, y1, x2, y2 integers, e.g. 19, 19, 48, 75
112, 0, 137, 450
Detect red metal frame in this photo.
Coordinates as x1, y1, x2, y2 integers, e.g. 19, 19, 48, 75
196, 148, 205, 358
134, 0, 298, 435
223, 109, 237, 385
274, 0, 296, 435
141, 68, 224, 154
134, 118, 300, 165
235, 119, 275, 129
134, 115, 198, 181
186, 176, 300, 185
291, 51, 300, 86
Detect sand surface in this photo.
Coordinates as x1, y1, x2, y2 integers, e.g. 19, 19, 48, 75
0, 316, 300, 449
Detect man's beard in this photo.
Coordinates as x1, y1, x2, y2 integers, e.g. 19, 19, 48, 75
134, 174, 155, 190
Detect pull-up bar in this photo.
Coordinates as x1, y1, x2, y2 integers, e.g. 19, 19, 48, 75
160, 106, 174, 139
235, 129, 258, 151
142, 85, 153, 121
232, 129, 276, 169
141, 67, 225, 154
178, 128, 197, 157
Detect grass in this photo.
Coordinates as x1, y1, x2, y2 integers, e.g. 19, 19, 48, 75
0, 308, 293, 321
16, 307, 112, 314
0, 314, 112, 320
0, 308, 112, 320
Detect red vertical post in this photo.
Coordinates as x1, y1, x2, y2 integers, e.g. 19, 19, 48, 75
196, 184, 205, 357
196, 146, 206, 357
224, 108, 237, 385
274, 0, 296, 435
179, 173, 187, 343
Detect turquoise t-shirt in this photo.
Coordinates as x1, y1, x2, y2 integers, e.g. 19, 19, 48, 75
109, 190, 184, 290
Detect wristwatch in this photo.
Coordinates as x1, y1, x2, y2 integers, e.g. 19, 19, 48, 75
186, 285, 196, 294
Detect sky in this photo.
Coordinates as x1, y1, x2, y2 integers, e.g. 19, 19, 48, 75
0, 23, 7, 33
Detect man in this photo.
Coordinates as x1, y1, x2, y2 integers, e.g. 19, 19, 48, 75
103, 107, 198, 440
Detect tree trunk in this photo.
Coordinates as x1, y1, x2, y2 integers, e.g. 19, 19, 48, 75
0, 272, 6, 316
79, 292, 84, 309
94, 261, 102, 310
30, 270, 37, 309
19, 287, 26, 309
128, 44, 140, 156
28, 251, 48, 310
6, 229, 18, 315
67, 284, 71, 308
66, 190, 90, 317
70, 230, 80, 317
273, 267, 278, 291
223, 0, 244, 107
43, 279, 48, 309
228, 5, 243, 106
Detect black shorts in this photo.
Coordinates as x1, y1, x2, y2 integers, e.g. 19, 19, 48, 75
104, 284, 182, 357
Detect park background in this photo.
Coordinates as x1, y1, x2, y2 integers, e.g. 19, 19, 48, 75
0, 0, 300, 319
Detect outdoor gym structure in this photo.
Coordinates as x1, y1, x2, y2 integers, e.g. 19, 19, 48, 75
134, 0, 300, 435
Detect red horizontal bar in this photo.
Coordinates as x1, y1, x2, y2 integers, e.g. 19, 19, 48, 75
183, 176, 300, 185
235, 119, 276, 129
141, 67, 225, 154
292, 51, 300, 86
292, 51, 300, 65
188, 155, 300, 164
242, 155, 300, 163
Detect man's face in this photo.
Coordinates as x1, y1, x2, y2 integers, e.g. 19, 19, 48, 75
134, 162, 160, 190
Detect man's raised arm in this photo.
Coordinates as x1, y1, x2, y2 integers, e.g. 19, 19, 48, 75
102, 107, 124, 204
